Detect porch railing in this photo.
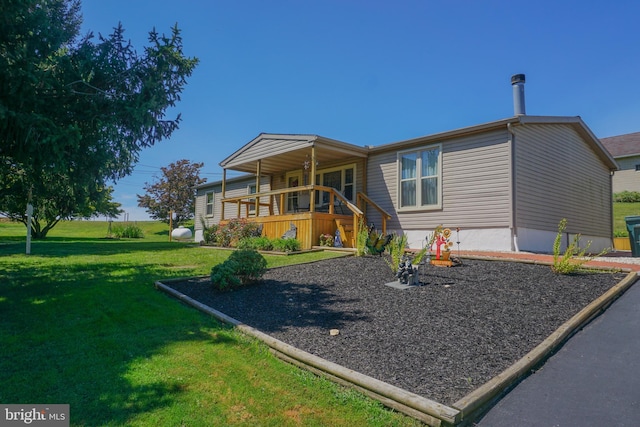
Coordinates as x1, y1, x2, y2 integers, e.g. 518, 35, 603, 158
220, 186, 391, 247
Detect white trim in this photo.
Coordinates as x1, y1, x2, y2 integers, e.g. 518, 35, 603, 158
314, 163, 357, 205
205, 191, 214, 217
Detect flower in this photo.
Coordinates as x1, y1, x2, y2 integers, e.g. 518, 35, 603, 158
319, 233, 334, 246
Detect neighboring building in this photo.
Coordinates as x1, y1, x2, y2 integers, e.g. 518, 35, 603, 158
600, 132, 640, 193
195, 76, 618, 253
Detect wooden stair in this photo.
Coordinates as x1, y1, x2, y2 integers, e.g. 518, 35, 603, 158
335, 219, 355, 248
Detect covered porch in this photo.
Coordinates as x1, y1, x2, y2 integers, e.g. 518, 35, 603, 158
218, 134, 390, 249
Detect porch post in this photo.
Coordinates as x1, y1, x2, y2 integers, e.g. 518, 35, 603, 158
310, 146, 316, 213
221, 169, 227, 220
255, 160, 261, 216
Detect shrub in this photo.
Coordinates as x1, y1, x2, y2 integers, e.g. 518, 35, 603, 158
110, 223, 144, 239
272, 238, 301, 253
210, 249, 267, 291
238, 236, 274, 251
551, 218, 609, 274
613, 191, 640, 203
213, 219, 263, 247
199, 216, 220, 245
614, 230, 629, 238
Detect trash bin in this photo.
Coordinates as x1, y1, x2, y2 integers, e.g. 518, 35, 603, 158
624, 216, 640, 257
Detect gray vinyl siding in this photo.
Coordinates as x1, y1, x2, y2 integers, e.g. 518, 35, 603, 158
225, 136, 311, 166
367, 129, 512, 232
195, 184, 220, 230
194, 176, 270, 231
612, 156, 640, 192
514, 124, 612, 236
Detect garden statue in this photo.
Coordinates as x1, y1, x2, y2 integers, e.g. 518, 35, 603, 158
282, 222, 297, 239
396, 256, 419, 285
366, 223, 393, 256
428, 226, 460, 267
334, 229, 343, 247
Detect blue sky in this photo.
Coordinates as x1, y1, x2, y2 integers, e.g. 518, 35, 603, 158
80, 0, 640, 220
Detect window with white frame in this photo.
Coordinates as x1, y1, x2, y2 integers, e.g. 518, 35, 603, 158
314, 164, 356, 206
398, 145, 441, 210
205, 191, 214, 216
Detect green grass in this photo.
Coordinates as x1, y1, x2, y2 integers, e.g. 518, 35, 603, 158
0, 220, 419, 426
613, 202, 640, 236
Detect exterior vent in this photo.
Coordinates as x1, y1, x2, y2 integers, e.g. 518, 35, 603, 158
511, 74, 526, 116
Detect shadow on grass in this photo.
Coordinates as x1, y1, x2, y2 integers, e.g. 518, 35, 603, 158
0, 260, 232, 425
0, 239, 193, 257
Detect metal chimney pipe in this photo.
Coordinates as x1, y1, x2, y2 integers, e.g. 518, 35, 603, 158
511, 74, 526, 116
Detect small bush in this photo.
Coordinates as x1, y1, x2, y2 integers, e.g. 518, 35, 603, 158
613, 191, 640, 203
238, 236, 274, 251
210, 249, 267, 291
272, 238, 301, 252
202, 223, 219, 245
319, 233, 334, 247
210, 219, 263, 247
111, 223, 144, 239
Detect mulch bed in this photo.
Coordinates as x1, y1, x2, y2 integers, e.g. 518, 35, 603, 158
165, 255, 626, 406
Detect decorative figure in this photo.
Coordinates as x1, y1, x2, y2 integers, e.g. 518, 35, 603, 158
282, 222, 297, 239
428, 225, 459, 267
365, 223, 393, 256
334, 229, 343, 247
396, 256, 419, 285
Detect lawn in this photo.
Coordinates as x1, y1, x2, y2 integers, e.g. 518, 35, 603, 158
0, 220, 420, 426
613, 202, 640, 236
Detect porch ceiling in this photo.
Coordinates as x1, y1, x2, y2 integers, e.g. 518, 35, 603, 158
220, 134, 369, 175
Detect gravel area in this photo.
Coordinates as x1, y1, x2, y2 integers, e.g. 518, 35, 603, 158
166, 256, 627, 406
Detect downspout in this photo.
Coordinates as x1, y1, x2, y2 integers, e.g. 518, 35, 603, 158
609, 169, 615, 247
507, 122, 520, 252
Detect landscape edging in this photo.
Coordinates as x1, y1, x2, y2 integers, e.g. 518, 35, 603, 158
156, 266, 638, 426
155, 279, 461, 426
451, 270, 638, 424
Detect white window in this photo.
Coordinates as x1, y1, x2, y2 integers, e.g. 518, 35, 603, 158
314, 164, 356, 206
205, 192, 214, 216
398, 145, 441, 210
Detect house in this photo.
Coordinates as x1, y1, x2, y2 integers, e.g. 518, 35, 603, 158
195, 77, 617, 253
600, 131, 640, 193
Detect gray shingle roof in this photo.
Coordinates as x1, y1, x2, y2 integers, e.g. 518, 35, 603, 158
600, 132, 640, 158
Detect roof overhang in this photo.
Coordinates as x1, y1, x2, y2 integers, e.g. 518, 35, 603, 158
219, 133, 369, 175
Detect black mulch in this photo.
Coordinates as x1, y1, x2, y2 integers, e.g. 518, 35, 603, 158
165, 256, 626, 406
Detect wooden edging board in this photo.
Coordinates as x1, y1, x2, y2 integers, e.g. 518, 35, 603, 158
155, 278, 461, 426
156, 263, 638, 426
451, 268, 638, 424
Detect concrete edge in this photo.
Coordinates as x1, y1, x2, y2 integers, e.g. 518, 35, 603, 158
155, 280, 461, 426
451, 271, 638, 423
458, 254, 634, 273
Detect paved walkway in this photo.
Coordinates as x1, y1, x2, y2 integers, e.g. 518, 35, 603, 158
461, 250, 640, 426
